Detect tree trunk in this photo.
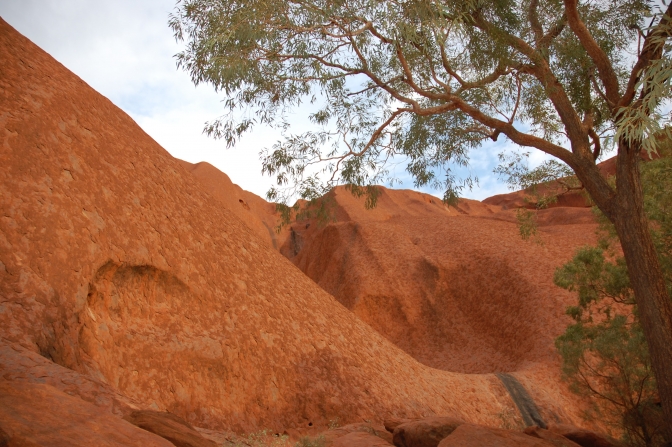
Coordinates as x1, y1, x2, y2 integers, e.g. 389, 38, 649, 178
611, 142, 672, 441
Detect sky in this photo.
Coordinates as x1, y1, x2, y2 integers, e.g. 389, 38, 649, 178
0, 0, 555, 201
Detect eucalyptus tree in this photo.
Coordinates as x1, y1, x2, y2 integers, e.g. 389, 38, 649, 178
170, 0, 672, 435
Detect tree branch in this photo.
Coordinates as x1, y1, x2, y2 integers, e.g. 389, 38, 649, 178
454, 64, 509, 95
564, 0, 621, 107
528, 0, 544, 45
618, 3, 672, 109
589, 128, 601, 160
537, 15, 567, 50
472, 12, 587, 155
450, 94, 575, 164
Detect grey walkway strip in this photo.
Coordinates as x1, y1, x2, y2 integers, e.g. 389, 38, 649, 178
496, 373, 547, 429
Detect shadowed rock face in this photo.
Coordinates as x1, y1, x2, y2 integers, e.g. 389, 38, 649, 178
0, 16, 587, 434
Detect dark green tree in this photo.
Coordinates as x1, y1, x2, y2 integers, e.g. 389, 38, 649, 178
170, 1, 672, 436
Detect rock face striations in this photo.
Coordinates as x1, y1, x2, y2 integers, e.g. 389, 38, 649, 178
0, 16, 578, 437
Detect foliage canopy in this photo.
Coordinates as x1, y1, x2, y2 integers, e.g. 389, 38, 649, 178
169, 0, 672, 205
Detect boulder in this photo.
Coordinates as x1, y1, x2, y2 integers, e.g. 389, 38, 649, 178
392, 417, 464, 447
384, 418, 416, 433
524, 426, 583, 447
0, 341, 139, 418
327, 423, 393, 445
547, 424, 624, 447
437, 424, 556, 447
123, 410, 217, 447
0, 380, 173, 447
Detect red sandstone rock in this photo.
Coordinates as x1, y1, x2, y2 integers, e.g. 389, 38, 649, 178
392, 417, 464, 447
0, 11, 620, 442
481, 152, 662, 211
524, 426, 583, 447
1, 341, 214, 444
481, 183, 591, 210
547, 424, 624, 447
0, 16, 553, 434
179, 143, 600, 429
325, 423, 394, 445
384, 418, 417, 433
332, 432, 394, 447
123, 410, 217, 447
0, 380, 173, 447
2, 343, 250, 446
437, 424, 556, 447
274, 178, 606, 429
0, 341, 141, 418
178, 160, 287, 250
289, 185, 598, 376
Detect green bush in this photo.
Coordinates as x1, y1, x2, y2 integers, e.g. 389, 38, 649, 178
554, 152, 671, 446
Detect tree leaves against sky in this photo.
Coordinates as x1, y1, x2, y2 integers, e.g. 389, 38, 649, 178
169, 0, 672, 206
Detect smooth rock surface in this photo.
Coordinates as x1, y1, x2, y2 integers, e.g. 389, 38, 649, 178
547, 424, 624, 447
392, 417, 464, 447
123, 410, 217, 447
289, 186, 598, 374
0, 380, 174, 447
437, 424, 557, 447
282, 185, 601, 426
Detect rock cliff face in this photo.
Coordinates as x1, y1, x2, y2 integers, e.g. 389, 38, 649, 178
177, 146, 601, 380
271, 187, 602, 428
0, 16, 585, 436
279, 186, 599, 375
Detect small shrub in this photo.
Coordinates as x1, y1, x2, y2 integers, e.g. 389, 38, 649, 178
295, 435, 326, 447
